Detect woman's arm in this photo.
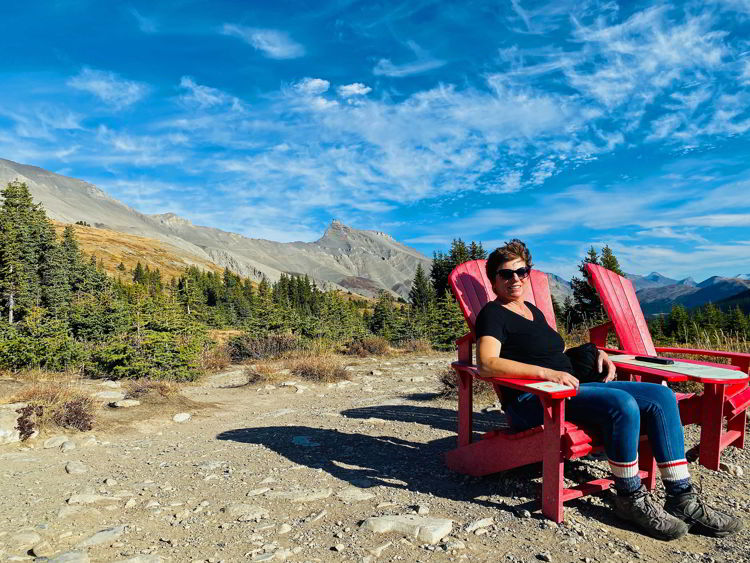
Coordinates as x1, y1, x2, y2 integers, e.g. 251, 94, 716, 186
478, 335, 580, 389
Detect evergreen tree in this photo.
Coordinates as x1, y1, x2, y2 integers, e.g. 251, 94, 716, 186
409, 264, 434, 313
569, 246, 608, 326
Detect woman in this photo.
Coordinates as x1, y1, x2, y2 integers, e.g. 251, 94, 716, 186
476, 239, 741, 541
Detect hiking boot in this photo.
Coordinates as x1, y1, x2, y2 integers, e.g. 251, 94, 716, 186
665, 489, 743, 537
613, 485, 689, 540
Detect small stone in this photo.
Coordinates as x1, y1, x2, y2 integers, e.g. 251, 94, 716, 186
79, 436, 97, 448
105, 478, 118, 486
361, 515, 453, 544
719, 462, 744, 477
112, 400, 141, 408
113, 556, 164, 563
92, 391, 126, 401
31, 540, 55, 557
173, 412, 191, 423
415, 505, 429, 515
65, 461, 88, 474
61, 440, 76, 452
444, 539, 465, 550
333, 544, 346, 552
223, 503, 269, 522
44, 436, 68, 449
336, 487, 375, 503
246, 487, 270, 497
76, 525, 126, 547
516, 509, 531, 518
125, 498, 138, 508
48, 552, 90, 563
537, 553, 552, 562
369, 542, 392, 557
11, 530, 42, 548
465, 517, 493, 532
278, 523, 292, 535
370, 370, 383, 376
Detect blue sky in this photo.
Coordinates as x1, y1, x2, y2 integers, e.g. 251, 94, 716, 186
2, 1, 750, 281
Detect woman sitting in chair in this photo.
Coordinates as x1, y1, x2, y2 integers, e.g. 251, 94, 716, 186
476, 239, 741, 541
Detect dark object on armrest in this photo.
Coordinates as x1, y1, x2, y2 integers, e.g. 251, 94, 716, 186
634, 355, 675, 365
565, 342, 604, 383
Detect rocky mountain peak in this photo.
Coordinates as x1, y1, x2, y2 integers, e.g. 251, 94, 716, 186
150, 212, 194, 228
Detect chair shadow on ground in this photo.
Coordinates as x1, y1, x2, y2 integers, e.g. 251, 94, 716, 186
216, 404, 624, 528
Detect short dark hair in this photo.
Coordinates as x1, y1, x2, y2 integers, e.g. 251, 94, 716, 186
486, 239, 533, 280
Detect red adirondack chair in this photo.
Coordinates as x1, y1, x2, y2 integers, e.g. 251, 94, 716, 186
445, 260, 656, 523
586, 262, 750, 470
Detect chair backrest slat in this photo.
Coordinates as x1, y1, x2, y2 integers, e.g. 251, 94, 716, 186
449, 259, 556, 333
586, 263, 656, 356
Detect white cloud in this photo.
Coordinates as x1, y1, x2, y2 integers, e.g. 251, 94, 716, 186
221, 24, 304, 59
373, 40, 445, 77
67, 67, 149, 109
337, 83, 372, 97
129, 8, 157, 33
294, 77, 330, 96
178, 76, 243, 110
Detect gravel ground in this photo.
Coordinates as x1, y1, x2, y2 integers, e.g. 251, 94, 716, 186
1, 352, 748, 563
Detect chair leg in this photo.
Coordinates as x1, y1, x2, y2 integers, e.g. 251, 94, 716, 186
699, 383, 726, 471
457, 370, 473, 448
541, 398, 565, 523
727, 410, 746, 450
639, 439, 657, 491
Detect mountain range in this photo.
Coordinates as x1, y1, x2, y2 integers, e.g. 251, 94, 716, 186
1, 157, 748, 311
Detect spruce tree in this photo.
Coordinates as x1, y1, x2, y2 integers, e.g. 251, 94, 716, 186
409, 264, 434, 313
569, 247, 605, 326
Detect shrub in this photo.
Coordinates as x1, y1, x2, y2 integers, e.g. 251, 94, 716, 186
399, 338, 433, 354
344, 336, 389, 357
437, 367, 497, 403
227, 333, 303, 361
10, 384, 95, 435
88, 330, 208, 381
286, 355, 349, 383
124, 379, 178, 400
201, 341, 231, 372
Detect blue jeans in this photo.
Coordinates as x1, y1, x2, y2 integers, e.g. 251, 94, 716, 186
504, 381, 686, 465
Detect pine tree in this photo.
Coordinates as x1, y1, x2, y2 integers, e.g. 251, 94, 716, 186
409, 264, 434, 313
569, 247, 605, 326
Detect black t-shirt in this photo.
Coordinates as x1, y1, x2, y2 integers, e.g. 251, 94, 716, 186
475, 300, 573, 403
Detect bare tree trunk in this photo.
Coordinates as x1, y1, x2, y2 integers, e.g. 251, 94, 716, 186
8, 291, 13, 324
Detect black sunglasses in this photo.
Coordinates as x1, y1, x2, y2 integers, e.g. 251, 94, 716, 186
495, 266, 531, 281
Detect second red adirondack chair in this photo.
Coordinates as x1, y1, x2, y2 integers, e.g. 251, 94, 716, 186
586, 262, 750, 470
445, 260, 656, 522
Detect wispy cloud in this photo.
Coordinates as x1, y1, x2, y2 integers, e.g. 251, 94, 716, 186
129, 7, 157, 33
221, 24, 304, 59
67, 67, 149, 109
178, 77, 243, 111
373, 40, 445, 77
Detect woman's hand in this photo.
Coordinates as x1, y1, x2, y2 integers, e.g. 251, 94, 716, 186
545, 369, 579, 390
597, 349, 616, 382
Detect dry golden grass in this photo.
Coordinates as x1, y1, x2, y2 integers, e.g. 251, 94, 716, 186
52, 221, 225, 282
123, 379, 179, 402
398, 338, 433, 354
345, 336, 391, 357
7, 383, 95, 435
200, 342, 232, 373
243, 352, 350, 385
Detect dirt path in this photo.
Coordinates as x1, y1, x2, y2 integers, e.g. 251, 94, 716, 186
1, 352, 748, 562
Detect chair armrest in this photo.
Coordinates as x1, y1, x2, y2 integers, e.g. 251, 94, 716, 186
654, 347, 750, 372
451, 361, 578, 400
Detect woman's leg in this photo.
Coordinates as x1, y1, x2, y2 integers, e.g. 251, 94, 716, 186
591, 381, 690, 495
506, 386, 643, 493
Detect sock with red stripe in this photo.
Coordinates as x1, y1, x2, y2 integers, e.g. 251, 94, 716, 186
609, 458, 641, 495
658, 458, 692, 496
